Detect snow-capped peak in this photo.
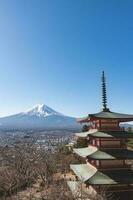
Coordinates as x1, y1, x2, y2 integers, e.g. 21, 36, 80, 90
23, 104, 63, 117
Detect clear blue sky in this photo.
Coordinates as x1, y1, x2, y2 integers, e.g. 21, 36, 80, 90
0, 0, 133, 117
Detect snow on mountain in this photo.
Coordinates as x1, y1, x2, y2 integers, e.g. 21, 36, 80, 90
23, 104, 63, 117
0, 104, 80, 130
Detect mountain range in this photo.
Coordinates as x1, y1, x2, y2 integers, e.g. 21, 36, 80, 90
0, 104, 80, 130
0, 104, 132, 131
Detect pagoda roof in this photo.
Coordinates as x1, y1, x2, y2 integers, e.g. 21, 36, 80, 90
75, 129, 97, 138
73, 146, 97, 158
75, 131, 89, 138
78, 111, 133, 122
75, 130, 133, 138
70, 163, 97, 182
73, 146, 133, 160
70, 164, 133, 185
89, 131, 133, 138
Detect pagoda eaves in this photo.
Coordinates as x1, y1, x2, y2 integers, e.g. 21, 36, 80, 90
75, 130, 133, 138
78, 110, 133, 123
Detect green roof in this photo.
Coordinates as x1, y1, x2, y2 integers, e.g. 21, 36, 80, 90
90, 131, 133, 138
90, 111, 133, 119
74, 146, 133, 160
88, 169, 133, 185
89, 171, 116, 185
70, 164, 115, 185
70, 164, 133, 185
73, 146, 97, 158
75, 131, 89, 138
70, 163, 97, 182
75, 130, 133, 138
78, 111, 133, 122
75, 129, 98, 138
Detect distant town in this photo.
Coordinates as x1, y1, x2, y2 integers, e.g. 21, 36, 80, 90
0, 129, 76, 151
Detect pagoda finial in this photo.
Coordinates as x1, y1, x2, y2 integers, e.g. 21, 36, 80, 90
102, 71, 110, 112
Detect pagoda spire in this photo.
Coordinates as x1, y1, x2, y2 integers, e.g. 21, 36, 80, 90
102, 71, 110, 112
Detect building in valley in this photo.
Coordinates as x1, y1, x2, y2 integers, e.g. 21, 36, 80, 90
68, 72, 133, 199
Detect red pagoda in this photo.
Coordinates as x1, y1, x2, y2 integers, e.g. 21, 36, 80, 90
69, 72, 133, 199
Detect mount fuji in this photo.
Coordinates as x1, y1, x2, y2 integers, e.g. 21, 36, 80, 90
0, 104, 80, 130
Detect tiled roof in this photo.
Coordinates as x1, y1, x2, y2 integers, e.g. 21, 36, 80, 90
70, 164, 133, 185
74, 146, 133, 159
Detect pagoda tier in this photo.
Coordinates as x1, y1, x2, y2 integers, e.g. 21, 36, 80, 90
73, 146, 133, 160
70, 163, 133, 186
73, 146, 133, 170
77, 110, 133, 131
75, 130, 133, 149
